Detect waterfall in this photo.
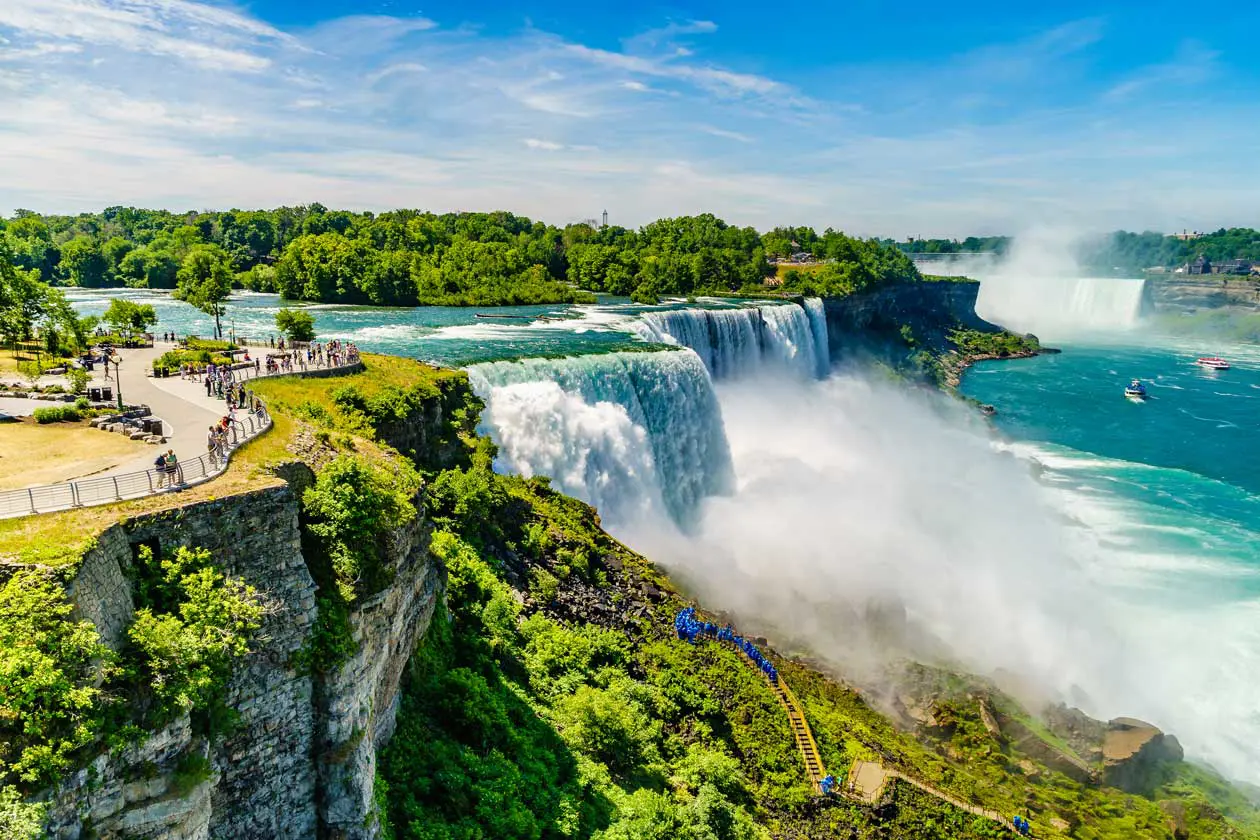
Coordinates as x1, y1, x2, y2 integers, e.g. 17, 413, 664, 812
466, 349, 734, 528
804, 298, 830, 377
632, 301, 829, 380
975, 275, 1148, 337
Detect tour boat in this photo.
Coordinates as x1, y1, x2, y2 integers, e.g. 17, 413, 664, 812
1196, 356, 1231, 370
1124, 379, 1147, 400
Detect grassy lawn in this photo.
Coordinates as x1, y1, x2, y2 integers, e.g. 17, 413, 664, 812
0, 419, 148, 490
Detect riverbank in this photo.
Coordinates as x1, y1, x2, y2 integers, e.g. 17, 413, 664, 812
940, 345, 1059, 389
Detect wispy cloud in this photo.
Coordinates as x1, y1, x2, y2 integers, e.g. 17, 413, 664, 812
0, 0, 290, 71
0, 5, 1253, 236
1106, 40, 1219, 100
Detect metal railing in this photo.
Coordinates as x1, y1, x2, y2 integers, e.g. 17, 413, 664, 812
0, 411, 271, 519
0, 356, 362, 520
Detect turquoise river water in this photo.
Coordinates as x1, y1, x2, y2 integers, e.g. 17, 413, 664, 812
66, 288, 1260, 785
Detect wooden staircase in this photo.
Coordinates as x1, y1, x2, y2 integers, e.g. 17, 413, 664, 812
770, 673, 826, 793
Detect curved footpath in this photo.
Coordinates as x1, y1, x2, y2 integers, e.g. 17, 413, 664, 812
1, 342, 358, 518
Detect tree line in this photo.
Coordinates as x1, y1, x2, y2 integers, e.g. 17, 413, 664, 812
0, 206, 925, 308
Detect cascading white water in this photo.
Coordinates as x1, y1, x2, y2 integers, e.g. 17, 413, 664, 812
976, 275, 1148, 337
466, 349, 734, 528
804, 297, 830, 378
632, 301, 830, 380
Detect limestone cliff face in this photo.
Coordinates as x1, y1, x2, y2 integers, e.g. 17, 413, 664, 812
46, 480, 444, 840
47, 487, 320, 840
1147, 275, 1260, 312
41, 373, 471, 838
821, 280, 999, 361
315, 495, 443, 839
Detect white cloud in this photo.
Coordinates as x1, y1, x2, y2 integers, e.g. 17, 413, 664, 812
0, 0, 288, 71
1106, 40, 1219, 100
0, 6, 1253, 236
564, 43, 780, 96
367, 62, 428, 84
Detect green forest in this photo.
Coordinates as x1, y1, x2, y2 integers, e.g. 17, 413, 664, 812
0, 207, 921, 308
1075, 228, 1260, 274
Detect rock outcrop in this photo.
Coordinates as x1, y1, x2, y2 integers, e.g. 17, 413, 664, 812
822, 280, 998, 361
1102, 717, 1184, 795
1147, 275, 1260, 313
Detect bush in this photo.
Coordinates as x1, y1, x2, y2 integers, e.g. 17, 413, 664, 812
0, 570, 114, 789
32, 406, 80, 423
302, 456, 421, 601
126, 546, 265, 727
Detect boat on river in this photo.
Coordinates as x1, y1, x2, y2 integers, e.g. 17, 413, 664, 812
1124, 379, 1147, 400
1196, 356, 1231, 370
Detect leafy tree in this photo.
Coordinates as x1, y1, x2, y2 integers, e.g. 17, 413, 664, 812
126, 546, 265, 724
302, 456, 421, 601
57, 236, 110, 287
102, 298, 158, 339
275, 308, 315, 342
174, 244, 233, 339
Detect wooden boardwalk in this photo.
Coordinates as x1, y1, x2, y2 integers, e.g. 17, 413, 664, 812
700, 625, 1021, 835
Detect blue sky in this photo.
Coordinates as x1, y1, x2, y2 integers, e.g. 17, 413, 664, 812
0, 0, 1257, 236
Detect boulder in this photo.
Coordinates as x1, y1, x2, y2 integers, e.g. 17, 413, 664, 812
1102, 718, 1183, 795
1159, 800, 1190, 840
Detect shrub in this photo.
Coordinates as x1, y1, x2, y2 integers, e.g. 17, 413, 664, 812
0, 786, 46, 840
0, 570, 114, 789
32, 406, 80, 423
127, 546, 265, 727
302, 456, 421, 601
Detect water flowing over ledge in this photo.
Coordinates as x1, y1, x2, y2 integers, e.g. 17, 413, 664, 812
631, 300, 830, 381
466, 349, 734, 528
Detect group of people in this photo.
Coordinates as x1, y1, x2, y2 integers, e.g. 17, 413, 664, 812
153, 448, 180, 488
674, 607, 780, 683
206, 415, 240, 469
306, 339, 358, 368
1012, 815, 1033, 836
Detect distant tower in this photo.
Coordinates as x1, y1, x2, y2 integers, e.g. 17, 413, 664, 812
602, 209, 608, 229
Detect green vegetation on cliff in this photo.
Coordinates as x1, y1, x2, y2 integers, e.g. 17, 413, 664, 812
0, 544, 264, 836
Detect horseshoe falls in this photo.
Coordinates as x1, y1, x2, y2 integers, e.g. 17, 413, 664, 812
975, 274, 1148, 338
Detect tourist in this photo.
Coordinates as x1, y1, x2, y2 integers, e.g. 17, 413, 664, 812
154, 452, 169, 488
208, 425, 221, 468
164, 449, 179, 485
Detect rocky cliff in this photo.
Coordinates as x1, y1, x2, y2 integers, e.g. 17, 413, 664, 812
821, 280, 998, 361
27, 366, 468, 840
1147, 275, 1260, 312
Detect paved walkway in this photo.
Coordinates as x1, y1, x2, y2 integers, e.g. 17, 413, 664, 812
94, 343, 224, 478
